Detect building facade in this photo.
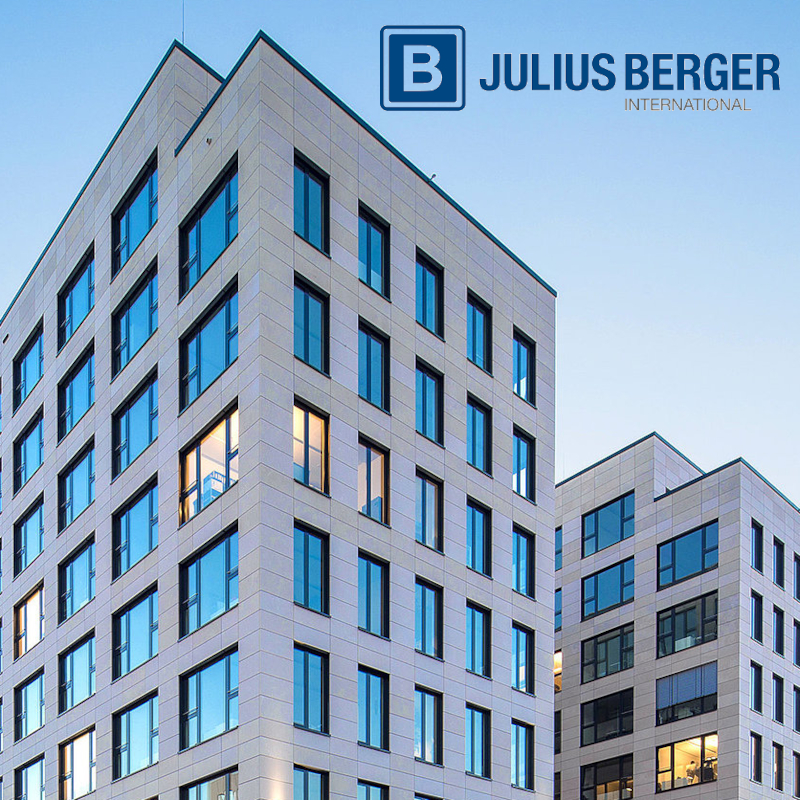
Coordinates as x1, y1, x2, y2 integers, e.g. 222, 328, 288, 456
0, 32, 556, 800
555, 433, 800, 800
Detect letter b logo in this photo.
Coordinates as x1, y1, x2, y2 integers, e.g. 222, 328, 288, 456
381, 27, 465, 110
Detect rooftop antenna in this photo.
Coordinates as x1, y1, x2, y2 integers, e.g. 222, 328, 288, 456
181, 0, 185, 44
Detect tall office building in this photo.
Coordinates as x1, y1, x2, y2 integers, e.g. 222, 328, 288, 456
0, 32, 556, 800
555, 432, 800, 800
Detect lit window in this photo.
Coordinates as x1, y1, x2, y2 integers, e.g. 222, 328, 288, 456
60, 729, 95, 800
657, 733, 718, 791
293, 404, 326, 493
14, 587, 44, 659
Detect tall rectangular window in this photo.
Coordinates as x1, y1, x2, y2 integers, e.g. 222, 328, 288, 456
774, 673, 785, 723
795, 554, 800, 601
581, 623, 634, 683
59, 635, 95, 713
467, 396, 491, 473
112, 589, 158, 679
775, 743, 785, 791
416, 471, 442, 551
294, 767, 327, 800
580, 689, 633, 746
581, 756, 633, 800
513, 329, 535, 404
113, 378, 158, 476
359, 553, 388, 637
113, 694, 158, 779
775, 605, 785, 655
656, 662, 717, 725
180, 528, 238, 635
60, 730, 95, 800
775, 537, 786, 588
294, 279, 329, 373
180, 165, 238, 295
358, 439, 388, 523
794, 751, 800, 798
582, 557, 635, 619
294, 156, 329, 252
467, 293, 491, 372
751, 733, 763, 783
752, 519, 764, 572
795, 620, 800, 667
466, 498, 491, 576
358, 667, 388, 750
415, 579, 442, 658
14, 671, 44, 739
582, 492, 635, 557
359, 324, 389, 410
180, 649, 238, 748
294, 524, 328, 614
15, 586, 44, 659
58, 254, 94, 349
657, 521, 718, 589
465, 705, 490, 778
59, 444, 95, 530
58, 348, 94, 439
416, 253, 443, 337
750, 662, 763, 712
657, 733, 718, 791
180, 407, 239, 522
512, 623, 534, 693
180, 287, 238, 408
58, 539, 95, 622
14, 413, 43, 492
112, 267, 158, 375
513, 526, 535, 598
415, 687, 442, 764
416, 362, 443, 444
466, 602, 490, 677
512, 720, 534, 789
555, 526, 562, 571
752, 591, 764, 642
15, 757, 44, 800
113, 157, 157, 274
184, 770, 238, 800
795, 686, 800, 732
513, 428, 535, 500
555, 588, 562, 632
113, 482, 158, 578
657, 592, 718, 657
13, 326, 43, 411
359, 208, 389, 296
293, 403, 327, 493
14, 499, 44, 577
294, 645, 328, 733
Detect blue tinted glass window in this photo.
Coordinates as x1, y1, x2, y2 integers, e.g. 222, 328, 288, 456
466, 603, 490, 677
465, 705, 489, 777
358, 782, 386, 800
513, 330, 535, 403
294, 767, 325, 800
467, 294, 490, 371
359, 326, 388, 410
512, 721, 533, 789
114, 161, 157, 274
359, 553, 388, 637
416, 363, 442, 443
59, 540, 95, 622
359, 211, 388, 295
513, 623, 534, 692
59, 636, 95, 713
113, 590, 158, 678
14, 500, 44, 576
113, 270, 158, 375
751, 520, 764, 572
59, 447, 95, 530
416, 256, 443, 336
113, 378, 158, 477
467, 500, 490, 576
583, 492, 635, 557
113, 694, 158, 778
358, 440, 387, 523
14, 415, 43, 491
16, 758, 45, 800
416, 472, 442, 550
414, 687, 441, 764
555, 526, 563, 571
657, 521, 718, 589
294, 159, 328, 251
15, 671, 44, 739
14, 329, 43, 410
294, 281, 328, 372
59, 258, 95, 348
415, 579, 442, 657
467, 398, 490, 472
294, 525, 327, 614
513, 429, 535, 500
294, 645, 328, 733
582, 558, 635, 619
513, 527, 535, 598
59, 350, 94, 439
181, 649, 238, 749
358, 667, 388, 749
656, 662, 717, 726
555, 588, 562, 631
114, 483, 158, 578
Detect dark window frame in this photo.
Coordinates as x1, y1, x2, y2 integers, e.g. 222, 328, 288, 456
581, 557, 635, 620
466, 394, 492, 474
293, 400, 329, 494
657, 591, 718, 657
358, 551, 389, 638
415, 469, 443, 552
57, 343, 95, 441
294, 153, 330, 254
293, 522, 329, 615
112, 153, 158, 276
415, 577, 443, 658
358, 665, 389, 750
513, 525, 536, 599
58, 535, 95, 623
112, 692, 159, 780
58, 633, 95, 714
358, 436, 389, 524
657, 520, 719, 590
57, 247, 95, 351
294, 277, 330, 374
581, 623, 634, 683
513, 426, 536, 501
358, 204, 390, 298
466, 291, 492, 373
13, 321, 44, 412
466, 601, 491, 678
112, 373, 158, 478
112, 478, 158, 579
58, 439, 95, 531
112, 586, 158, 680
415, 360, 444, 445
582, 491, 635, 557
416, 251, 444, 338
656, 732, 718, 792
466, 497, 492, 577
580, 688, 634, 746
358, 321, 390, 412
13, 408, 44, 493
656, 662, 718, 726
111, 263, 158, 377
293, 643, 329, 734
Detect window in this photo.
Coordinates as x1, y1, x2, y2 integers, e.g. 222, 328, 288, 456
752, 519, 764, 572
58, 348, 94, 439
795, 686, 800, 732
554, 710, 561, 754
294, 156, 329, 252
751, 732, 763, 783
795, 751, 800, 797
580, 689, 633, 746
513, 428, 535, 500
795, 620, 800, 666
58, 539, 95, 622
513, 526, 535, 598
113, 694, 158, 778
112, 267, 158, 375
293, 645, 328, 733
795, 554, 800, 601
582, 558, 634, 619
184, 770, 239, 800
15, 586, 44, 658
60, 729, 95, 800
657, 591, 718, 657
15, 671, 44, 739
582, 623, 634, 683
512, 623, 534, 693
180, 528, 238, 635
180, 649, 238, 748
358, 782, 387, 800
294, 523, 328, 614
359, 552, 388, 637
14, 413, 43, 492
776, 537, 786, 587
113, 157, 157, 273
658, 521, 718, 589
657, 733, 718, 791
467, 498, 491, 576
555, 588, 562, 631
751, 662, 763, 712
112, 589, 158, 679
113, 377, 158, 476
294, 279, 328, 373
415, 578, 443, 657
582, 492, 635, 557
416, 253, 443, 336
465, 705, 490, 778
359, 324, 389, 410
555, 526, 562, 571
180, 288, 238, 407
752, 591, 764, 641
358, 667, 388, 749
59, 444, 95, 530
775, 743, 785, 791
513, 329, 536, 404
113, 482, 158, 578
467, 396, 491, 472
466, 602, 490, 677
467, 293, 491, 371
58, 254, 94, 349
14, 499, 44, 576
554, 650, 562, 692
581, 755, 633, 800
775, 605, 786, 655
358, 438, 388, 523
180, 407, 239, 522
15, 757, 44, 800
416, 471, 442, 550
359, 208, 389, 296
293, 403, 327, 493
59, 636, 95, 713
774, 674, 785, 723
656, 662, 718, 725
416, 361, 443, 444
555, 772, 562, 800
415, 687, 442, 764
13, 326, 43, 411
180, 165, 238, 294
294, 767, 327, 800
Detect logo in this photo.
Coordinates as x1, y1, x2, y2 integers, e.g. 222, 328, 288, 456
381, 26, 465, 110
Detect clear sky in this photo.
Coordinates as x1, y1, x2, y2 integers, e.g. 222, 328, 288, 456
1, 1, 798, 492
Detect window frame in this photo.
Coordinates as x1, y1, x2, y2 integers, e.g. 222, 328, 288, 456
293, 522, 329, 615
58, 536, 95, 623
466, 291, 492, 373
293, 643, 329, 734
13, 410, 44, 493
466, 601, 491, 678
293, 401, 328, 494
111, 264, 158, 376
294, 277, 330, 374
415, 360, 444, 445
112, 154, 158, 276
465, 704, 491, 779
358, 551, 389, 638
112, 479, 158, 579
775, 536, 786, 588
513, 426, 536, 501
14, 584, 44, 660
358, 205, 390, 297
14, 496, 44, 577
512, 327, 536, 405
416, 251, 444, 337
414, 685, 443, 765
14, 669, 45, 741
657, 732, 718, 792
112, 374, 158, 477
657, 520, 719, 590
582, 491, 635, 557
358, 666, 389, 750
59, 728, 96, 800
415, 469, 443, 552
581, 557, 635, 620
466, 497, 491, 576
581, 755, 633, 800
112, 587, 158, 680
656, 661, 718, 726
751, 519, 764, 573
13, 323, 44, 412
358, 321, 390, 411
580, 688, 634, 746
657, 591, 718, 657
58, 441, 95, 531
415, 577, 443, 658
466, 394, 491, 474
512, 719, 535, 790
112, 693, 159, 780
57, 249, 95, 351
294, 154, 330, 254
513, 525, 536, 599
58, 634, 95, 714
358, 437, 389, 524
581, 623, 635, 684
58, 344, 95, 441
512, 622, 535, 694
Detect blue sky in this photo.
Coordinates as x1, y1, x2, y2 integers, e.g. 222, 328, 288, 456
1, 1, 798, 491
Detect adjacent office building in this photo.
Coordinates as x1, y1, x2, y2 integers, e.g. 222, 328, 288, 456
0, 31, 556, 800
555, 432, 800, 800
